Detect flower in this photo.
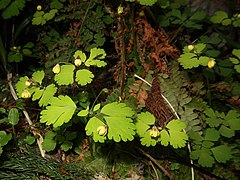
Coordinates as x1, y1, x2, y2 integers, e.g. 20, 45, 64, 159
188, 45, 194, 51
52, 64, 61, 74
37, 5, 42, 11
25, 80, 31, 87
97, 125, 108, 136
74, 58, 82, 66
21, 89, 31, 98
208, 60, 216, 68
149, 126, 160, 138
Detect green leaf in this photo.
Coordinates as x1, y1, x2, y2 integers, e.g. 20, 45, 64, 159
225, 110, 240, 130
54, 64, 75, 85
32, 70, 45, 85
77, 109, 89, 117
85, 117, 106, 143
101, 102, 135, 142
61, 141, 73, 151
7, 51, 23, 62
191, 148, 215, 167
50, 0, 63, 9
8, 108, 19, 126
160, 129, 170, 146
75, 69, 94, 86
211, 145, 232, 163
204, 128, 220, 141
73, 50, 87, 62
140, 130, 159, 147
229, 57, 239, 65
32, 12, 46, 25
43, 9, 58, 21
189, 10, 206, 21
0, 130, 12, 146
22, 49, 32, 55
194, 43, 206, 54
165, 120, 188, 148
219, 125, 234, 138
85, 48, 107, 67
23, 42, 34, 48
178, 53, 199, 69
32, 84, 57, 107
136, 112, 155, 137
25, 135, 35, 145
204, 108, 221, 127
232, 49, 240, 59
16, 76, 29, 97
45, 131, 57, 140
40, 95, 77, 127
210, 11, 228, 23
2, 0, 26, 19
202, 140, 214, 148
42, 138, 57, 152
0, 0, 11, 10
93, 103, 101, 112
137, 0, 157, 6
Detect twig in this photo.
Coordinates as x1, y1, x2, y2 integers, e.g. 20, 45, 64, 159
137, 147, 172, 179
7, 73, 45, 157
149, 160, 159, 180
134, 74, 195, 180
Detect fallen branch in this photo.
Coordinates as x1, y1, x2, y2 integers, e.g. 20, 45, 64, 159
7, 73, 45, 157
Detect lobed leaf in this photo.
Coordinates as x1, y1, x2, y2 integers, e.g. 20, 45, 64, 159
54, 64, 75, 85
40, 95, 77, 127
32, 70, 45, 85
75, 69, 94, 86
211, 145, 232, 163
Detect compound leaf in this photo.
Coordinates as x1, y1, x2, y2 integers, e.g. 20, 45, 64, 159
85, 116, 106, 143
75, 69, 94, 86
40, 95, 76, 127
211, 145, 232, 163
54, 64, 75, 85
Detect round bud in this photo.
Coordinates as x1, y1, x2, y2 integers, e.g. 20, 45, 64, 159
149, 126, 160, 138
188, 45, 194, 51
37, 5, 42, 11
52, 64, 61, 74
25, 80, 31, 87
208, 60, 216, 68
74, 58, 82, 67
21, 89, 31, 98
97, 125, 108, 136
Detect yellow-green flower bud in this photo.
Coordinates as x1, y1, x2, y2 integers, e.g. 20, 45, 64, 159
21, 89, 31, 98
37, 5, 42, 11
188, 45, 194, 51
52, 64, 61, 74
149, 126, 160, 138
208, 60, 216, 68
74, 58, 82, 67
25, 80, 31, 87
97, 125, 108, 136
